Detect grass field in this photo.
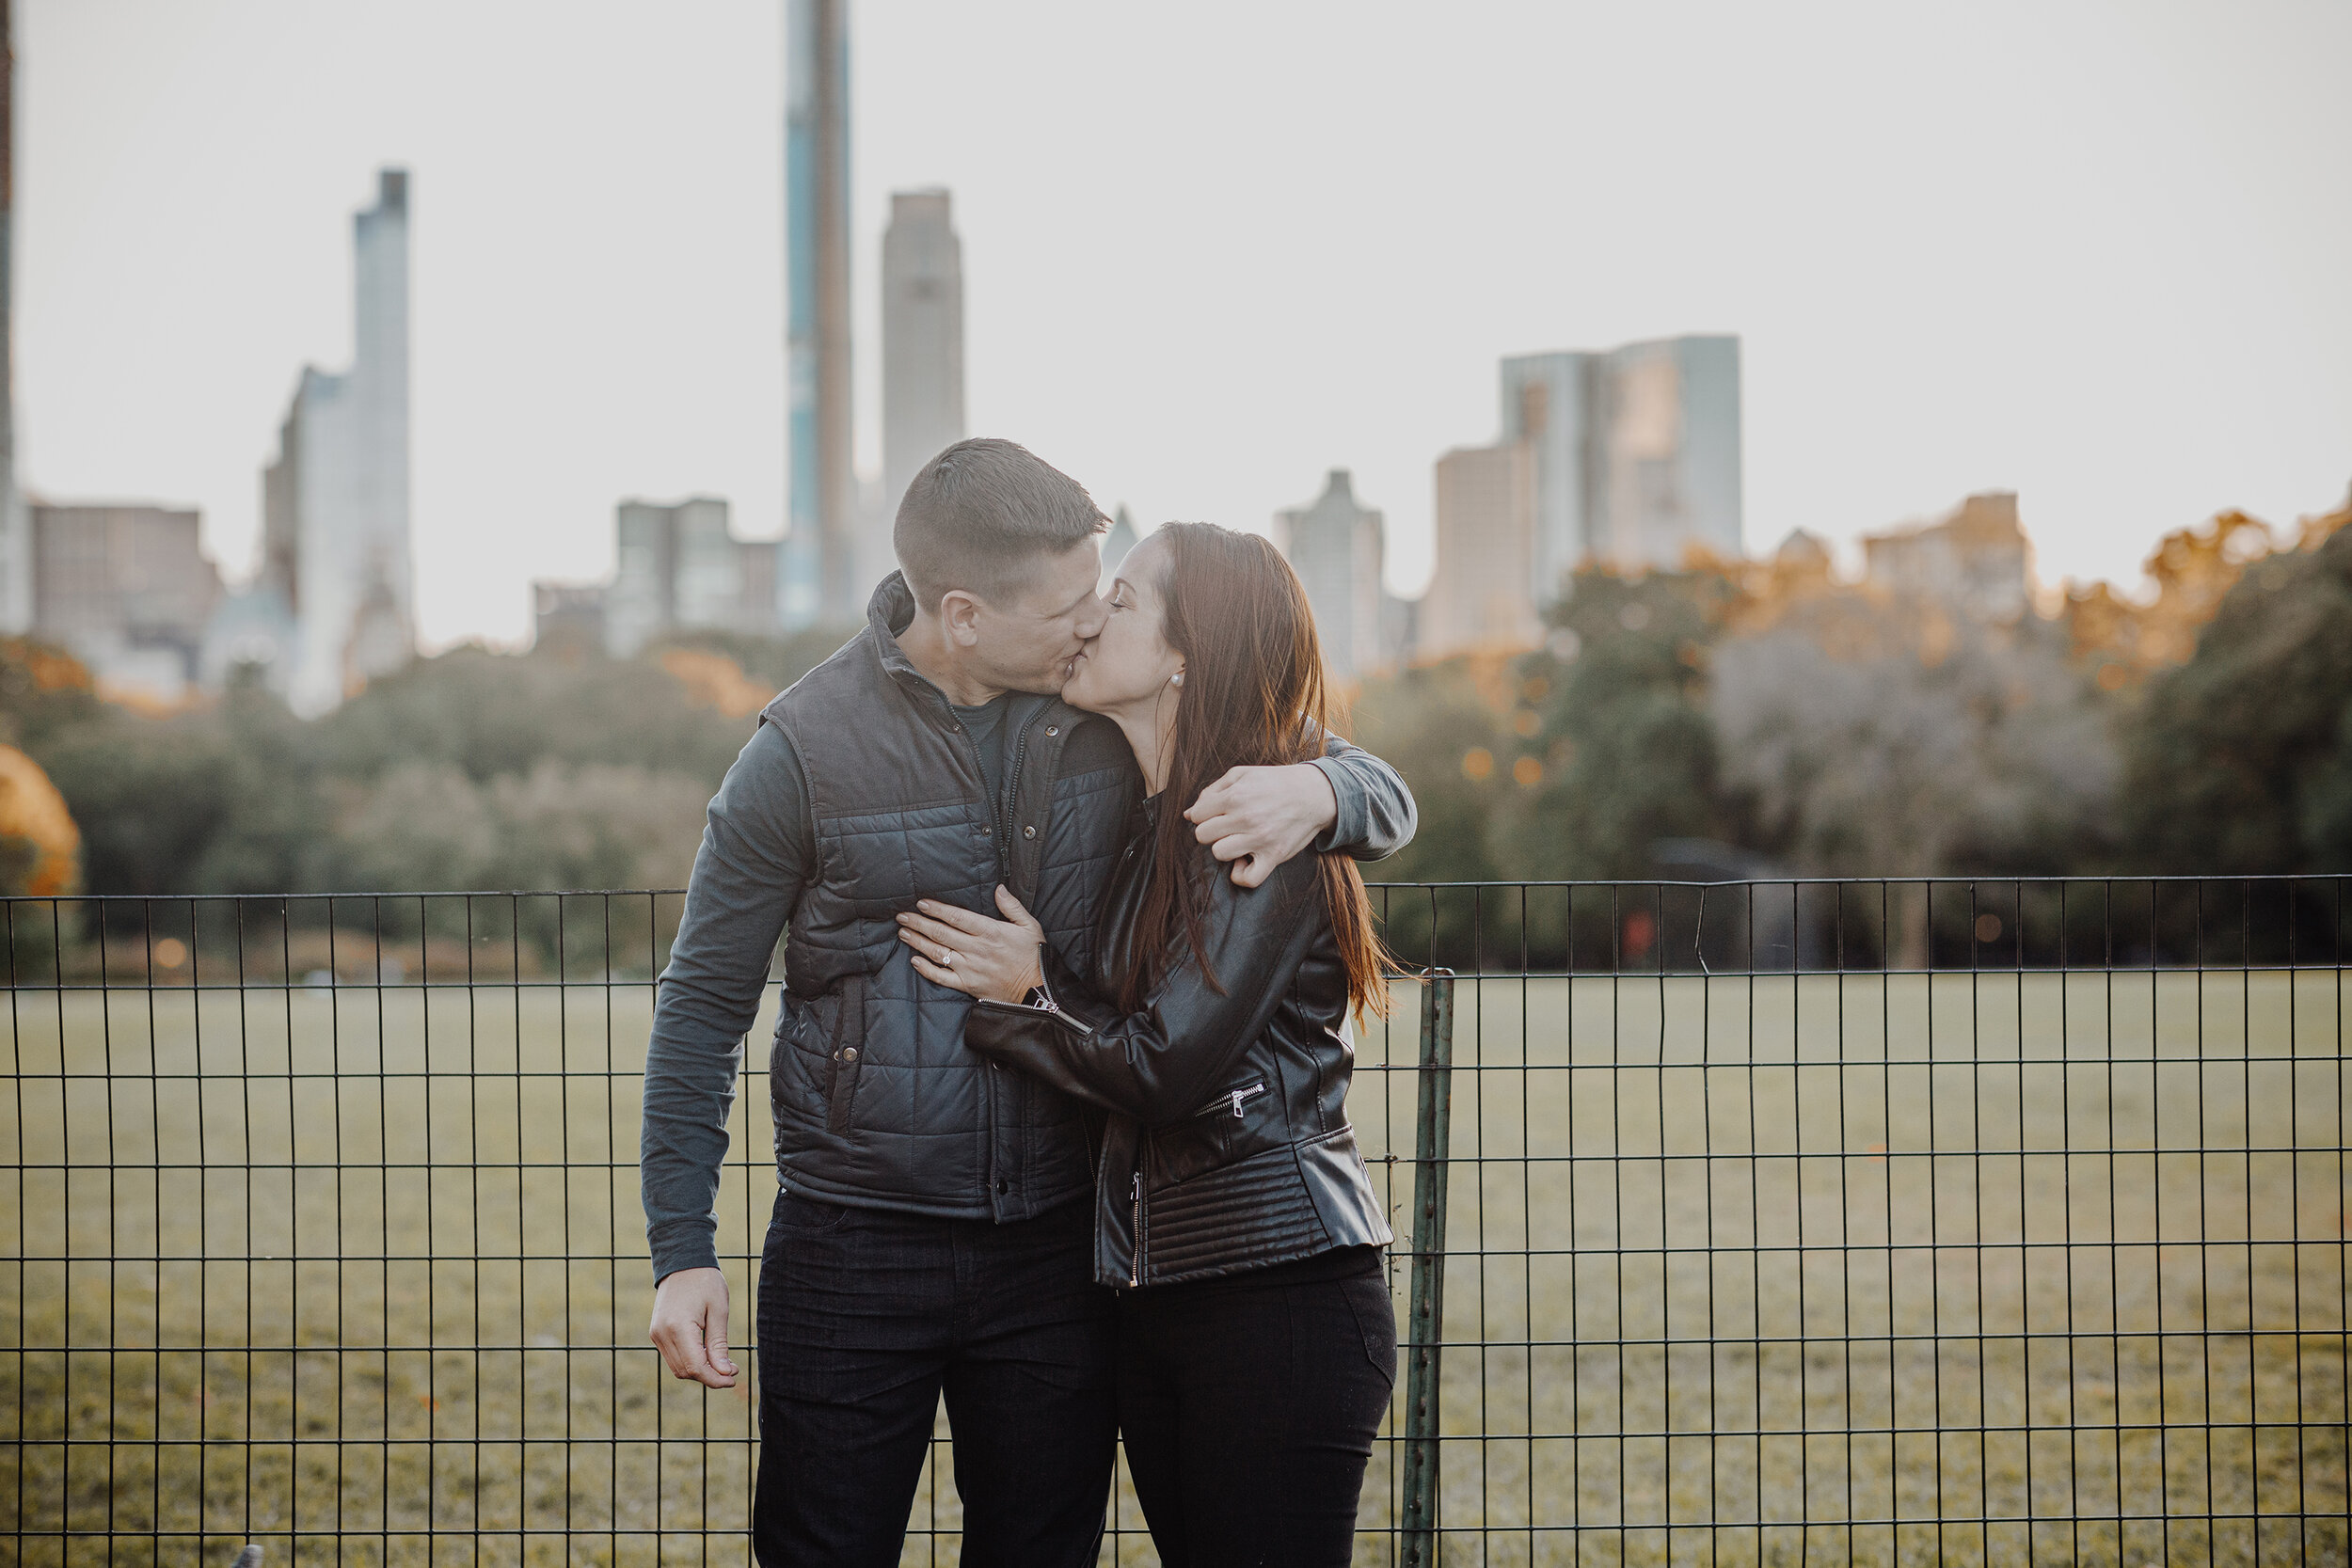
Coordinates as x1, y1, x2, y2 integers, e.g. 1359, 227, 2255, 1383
2, 964, 2346, 1567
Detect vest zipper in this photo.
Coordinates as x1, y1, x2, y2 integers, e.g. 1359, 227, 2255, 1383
944, 714, 1001, 875
999, 716, 1037, 878
1195, 1082, 1267, 1119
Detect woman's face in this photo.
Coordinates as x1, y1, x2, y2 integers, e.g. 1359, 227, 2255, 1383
1061, 532, 1184, 715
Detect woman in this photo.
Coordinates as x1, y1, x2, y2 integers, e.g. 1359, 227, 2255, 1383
893, 521, 1399, 1566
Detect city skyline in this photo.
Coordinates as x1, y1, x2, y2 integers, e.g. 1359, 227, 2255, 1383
15, 0, 2352, 649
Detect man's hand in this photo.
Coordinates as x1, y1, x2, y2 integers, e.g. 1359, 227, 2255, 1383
648, 1267, 738, 1388
1184, 763, 1338, 888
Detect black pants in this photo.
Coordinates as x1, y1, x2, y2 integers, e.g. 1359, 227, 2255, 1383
1117, 1246, 1398, 1567
751, 1187, 1118, 1568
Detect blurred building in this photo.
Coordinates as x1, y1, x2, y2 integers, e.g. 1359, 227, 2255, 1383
781, 0, 856, 628
1275, 469, 1406, 680
254, 168, 415, 715
0, 8, 26, 638
532, 581, 609, 654
28, 501, 223, 700
1420, 442, 1541, 657
604, 497, 779, 657
1863, 491, 2031, 622
1500, 335, 1742, 589
881, 189, 964, 566
1103, 506, 1140, 578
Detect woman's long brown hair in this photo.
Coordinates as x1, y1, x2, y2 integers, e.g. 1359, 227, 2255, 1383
1115, 522, 1393, 1021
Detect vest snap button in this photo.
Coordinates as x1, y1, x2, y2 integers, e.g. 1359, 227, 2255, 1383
1022, 824, 1036, 839
839, 1047, 859, 1063
1045, 725, 1058, 736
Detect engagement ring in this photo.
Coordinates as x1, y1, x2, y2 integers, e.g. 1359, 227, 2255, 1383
942, 949, 959, 968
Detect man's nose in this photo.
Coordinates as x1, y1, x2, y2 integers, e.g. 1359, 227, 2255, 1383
1072, 595, 1108, 641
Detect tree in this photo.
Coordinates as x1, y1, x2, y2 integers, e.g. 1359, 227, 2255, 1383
2117, 522, 2352, 873
1487, 566, 1739, 881
1346, 657, 1514, 887
1711, 603, 2116, 878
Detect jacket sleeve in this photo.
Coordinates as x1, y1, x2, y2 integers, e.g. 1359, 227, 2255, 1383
1310, 731, 1417, 862
640, 721, 809, 1284
964, 851, 1326, 1126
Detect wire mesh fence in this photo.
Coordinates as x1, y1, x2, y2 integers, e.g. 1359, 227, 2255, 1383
1, 879, 2345, 1566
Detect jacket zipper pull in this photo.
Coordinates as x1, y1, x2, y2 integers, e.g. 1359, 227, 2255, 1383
1231, 1089, 1248, 1119
1129, 1171, 1143, 1288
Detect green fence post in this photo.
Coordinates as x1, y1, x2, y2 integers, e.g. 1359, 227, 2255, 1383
1401, 970, 1454, 1568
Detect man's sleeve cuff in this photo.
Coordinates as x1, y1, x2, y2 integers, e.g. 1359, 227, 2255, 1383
1309, 754, 1360, 856
648, 1231, 722, 1287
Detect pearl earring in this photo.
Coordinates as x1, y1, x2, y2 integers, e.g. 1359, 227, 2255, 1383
1171, 671, 1184, 687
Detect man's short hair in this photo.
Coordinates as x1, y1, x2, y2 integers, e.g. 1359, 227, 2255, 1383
896, 438, 1107, 611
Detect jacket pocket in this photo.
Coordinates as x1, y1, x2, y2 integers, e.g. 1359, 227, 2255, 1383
825, 971, 867, 1134
1192, 1082, 1266, 1120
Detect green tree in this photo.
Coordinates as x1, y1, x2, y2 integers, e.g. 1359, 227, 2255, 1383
314, 642, 761, 786
1346, 658, 1513, 887
2117, 524, 2352, 872
1489, 566, 1738, 880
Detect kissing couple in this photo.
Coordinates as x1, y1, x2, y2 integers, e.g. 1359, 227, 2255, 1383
643, 437, 1416, 1565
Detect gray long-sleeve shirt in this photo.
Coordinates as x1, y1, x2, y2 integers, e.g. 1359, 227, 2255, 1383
639, 710, 1416, 1282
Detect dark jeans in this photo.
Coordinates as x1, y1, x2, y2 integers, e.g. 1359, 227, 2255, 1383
751, 1187, 1118, 1568
1117, 1246, 1398, 1567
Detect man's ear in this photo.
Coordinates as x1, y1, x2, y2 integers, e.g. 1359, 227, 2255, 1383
939, 590, 987, 647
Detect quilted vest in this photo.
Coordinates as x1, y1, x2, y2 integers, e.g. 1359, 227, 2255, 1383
760, 574, 1137, 1220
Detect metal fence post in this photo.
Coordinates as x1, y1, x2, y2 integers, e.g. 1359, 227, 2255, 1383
1401, 969, 1454, 1568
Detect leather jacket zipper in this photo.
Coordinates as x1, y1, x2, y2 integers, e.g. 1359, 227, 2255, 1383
1196, 1082, 1266, 1119
1129, 1167, 1145, 1287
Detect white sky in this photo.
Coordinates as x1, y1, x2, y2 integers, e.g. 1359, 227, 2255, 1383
20, 0, 2352, 648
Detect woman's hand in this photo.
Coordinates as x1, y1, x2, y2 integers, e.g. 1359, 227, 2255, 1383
896, 886, 1045, 1005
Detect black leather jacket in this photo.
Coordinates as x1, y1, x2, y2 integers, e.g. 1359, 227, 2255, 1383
963, 800, 1393, 1289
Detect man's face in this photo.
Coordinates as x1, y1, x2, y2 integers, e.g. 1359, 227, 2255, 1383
962, 539, 1108, 695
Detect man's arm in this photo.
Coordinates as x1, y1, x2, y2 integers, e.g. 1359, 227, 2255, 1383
642, 721, 809, 1387
1183, 732, 1419, 887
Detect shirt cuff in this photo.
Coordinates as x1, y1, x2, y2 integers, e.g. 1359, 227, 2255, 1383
648, 1226, 723, 1286
1308, 754, 1358, 856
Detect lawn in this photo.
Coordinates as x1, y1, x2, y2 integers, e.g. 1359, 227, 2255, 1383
2, 966, 2345, 1566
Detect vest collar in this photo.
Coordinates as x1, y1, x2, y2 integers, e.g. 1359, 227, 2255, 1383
866, 571, 975, 722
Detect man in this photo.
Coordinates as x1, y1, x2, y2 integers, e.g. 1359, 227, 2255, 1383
642, 438, 1415, 1565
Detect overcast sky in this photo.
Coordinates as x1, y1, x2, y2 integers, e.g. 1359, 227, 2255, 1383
20, 0, 2351, 648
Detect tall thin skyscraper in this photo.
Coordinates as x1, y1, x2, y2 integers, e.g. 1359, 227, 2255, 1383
881, 189, 964, 542
263, 169, 414, 716
782, 0, 854, 627
0, 0, 27, 636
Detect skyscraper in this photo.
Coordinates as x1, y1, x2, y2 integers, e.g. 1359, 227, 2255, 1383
1500, 335, 1742, 593
781, 0, 854, 628
1420, 441, 1540, 658
0, 0, 28, 636
1102, 506, 1140, 578
30, 502, 223, 699
881, 188, 964, 547
1276, 469, 1390, 680
262, 168, 414, 716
